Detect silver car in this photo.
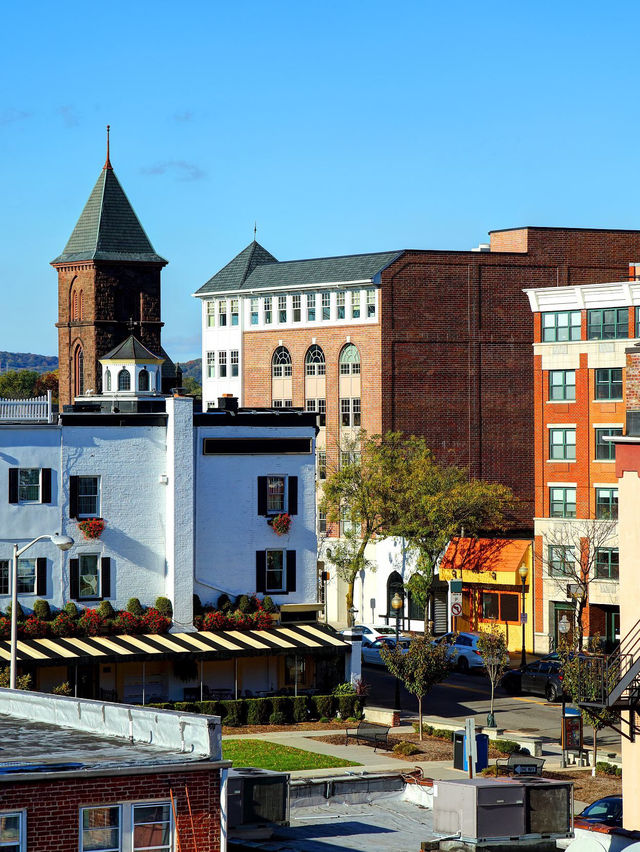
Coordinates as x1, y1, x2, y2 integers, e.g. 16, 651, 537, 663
361, 635, 411, 666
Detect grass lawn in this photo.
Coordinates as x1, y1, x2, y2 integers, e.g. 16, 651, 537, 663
223, 739, 361, 772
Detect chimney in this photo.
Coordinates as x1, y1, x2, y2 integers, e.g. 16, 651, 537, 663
217, 394, 238, 412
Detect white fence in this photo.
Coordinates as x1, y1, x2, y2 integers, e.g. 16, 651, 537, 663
0, 390, 53, 423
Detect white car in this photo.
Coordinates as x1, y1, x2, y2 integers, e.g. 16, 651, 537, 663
435, 631, 485, 673
361, 636, 411, 666
341, 623, 400, 641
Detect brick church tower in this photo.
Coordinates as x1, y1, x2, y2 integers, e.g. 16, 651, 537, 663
53, 131, 177, 407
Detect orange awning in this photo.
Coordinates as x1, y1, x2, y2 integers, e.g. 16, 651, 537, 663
440, 537, 529, 574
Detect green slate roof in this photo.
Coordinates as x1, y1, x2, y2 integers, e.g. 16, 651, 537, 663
100, 336, 164, 363
52, 166, 167, 265
194, 242, 403, 296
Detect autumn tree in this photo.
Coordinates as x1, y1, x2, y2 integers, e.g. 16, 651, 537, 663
477, 624, 510, 727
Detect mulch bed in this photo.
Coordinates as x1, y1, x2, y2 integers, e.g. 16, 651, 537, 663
544, 770, 621, 803
311, 731, 504, 762
221, 720, 349, 736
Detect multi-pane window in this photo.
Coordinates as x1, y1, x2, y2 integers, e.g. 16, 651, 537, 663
118, 369, 131, 391
352, 291, 360, 319
230, 350, 239, 377
81, 806, 120, 852
264, 296, 272, 324
305, 399, 326, 426
81, 803, 171, 852
230, 299, 239, 326
549, 545, 574, 577
366, 289, 376, 318
340, 344, 361, 374
318, 510, 327, 535
292, 295, 301, 322
272, 346, 292, 377
341, 450, 361, 467
595, 427, 623, 460
341, 398, 361, 427
596, 487, 618, 520
133, 803, 172, 852
207, 351, 215, 378
77, 476, 99, 516
218, 300, 227, 327
79, 554, 100, 599
17, 559, 35, 594
0, 562, 8, 596
595, 548, 619, 580
317, 450, 327, 480
549, 428, 576, 460
549, 370, 575, 401
18, 469, 40, 502
307, 293, 316, 321
595, 368, 623, 400
266, 550, 285, 591
0, 812, 24, 851
322, 292, 330, 320
305, 345, 325, 375
250, 298, 259, 325
206, 301, 215, 327
541, 310, 581, 342
549, 486, 576, 518
218, 351, 227, 378
587, 308, 628, 340
278, 295, 287, 323
337, 292, 345, 319
267, 476, 286, 513
341, 505, 358, 535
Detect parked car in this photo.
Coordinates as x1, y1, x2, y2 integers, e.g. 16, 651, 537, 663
575, 796, 623, 828
501, 657, 567, 702
435, 631, 485, 673
361, 636, 411, 666
341, 624, 399, 641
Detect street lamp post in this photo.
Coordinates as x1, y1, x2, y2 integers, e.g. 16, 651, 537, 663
391, 591, 403, 712
518, 564, 529, 669
10, 533, 73, 689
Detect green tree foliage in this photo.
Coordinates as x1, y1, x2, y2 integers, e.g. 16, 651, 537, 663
0, 370, 41, 398
182, 376, 202, 398
476, 625, 510, 723
380, 633, 453, 739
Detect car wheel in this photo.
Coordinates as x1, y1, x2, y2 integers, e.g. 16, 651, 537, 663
545, 682, 559, 702
457, 657, 470, 674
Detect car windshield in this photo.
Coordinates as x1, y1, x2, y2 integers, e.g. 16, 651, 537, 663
374, 627, 396, 635
582, 799, 621, 819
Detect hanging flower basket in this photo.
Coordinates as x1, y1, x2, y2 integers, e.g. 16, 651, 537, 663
269, 513, 291, 536
78, 517, 105, 540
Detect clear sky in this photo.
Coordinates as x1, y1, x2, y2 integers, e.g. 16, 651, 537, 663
2, 0, 640, 362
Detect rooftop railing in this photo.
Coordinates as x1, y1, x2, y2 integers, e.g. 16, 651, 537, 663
0, 391, 53, 423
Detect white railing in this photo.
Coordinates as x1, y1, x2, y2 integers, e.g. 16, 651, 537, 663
0, 391, 53, 423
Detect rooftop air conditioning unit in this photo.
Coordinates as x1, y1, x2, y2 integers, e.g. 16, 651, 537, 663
227, 767, 290, 840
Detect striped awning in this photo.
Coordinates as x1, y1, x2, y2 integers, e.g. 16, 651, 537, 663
2, 624, 348, 667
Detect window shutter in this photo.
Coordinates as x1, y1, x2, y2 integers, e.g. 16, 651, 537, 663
101, 557, 111, 598
286, 550, 297, 593
41, 468, 52, 504
257, 476, 268, 515
69, 476, 78, 518
36, 558, 47, 596
70, 558, 79, 600
256, 551, 266, 593
288, 476, 298, 515
8, 469, 18, 504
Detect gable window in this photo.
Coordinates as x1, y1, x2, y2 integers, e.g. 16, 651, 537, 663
595, 368, 622, 400
77, 476, 99, 517
549, 486, 576, 518
272, 346, 292, 378
306, 293, 316, 322
231, 298, 239, 326
595, 548, 619, 580
292, 294, 301, 322
206, 301, 215, 326
595, 427, 623, 460
352, 291, 360, 319
596, 487, 618, 520
118, 368, 131, 391
549, 545, 574, 577
587, 307, 628, 340
549, 428, 576, 460
218, 351, 227, 378
542, 310, 581, 342
218, 300, 227, 326
230, 350, 239, 377
105, 368, 112, 391
17, 559, 36, 595
278, 294, 287, 323
549, 370, 575, 401
207, 351, 215, 378
366, 289, 376, 318
18, 469, 40, 503
337, 291, 346, 319
250, 298, 259, 325
267, 476, 286, 513
79, 554, 100, 599
138, 368, 149, 391
264, 296, 272, 324
266, 550, 285, 592
305, 345, 325, 376
339, 344, 360, 374
0, 811, 25, 851
322, 292, 330, 321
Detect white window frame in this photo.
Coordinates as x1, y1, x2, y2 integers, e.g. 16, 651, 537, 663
206, 301, 215, 327
80, 805, 121, 852
250, 298, 259, 325
17, 558, 36, 595
218, 351, 227, 378
292, 294, 301, 322
351, 291, 360, 319
206, 351, 215, 379
230, 350, 239, 377
80, 801, 173, 852
306, 293, 316, 322
79, 553, 101, 600
266, 475, 287, 514
218, 300, 227, 327
366, 288, 376, 318
337, 291, 346, 319
278, 294, 287, 323
230, 298, 239, 326
264, 296, 272, 324
321, 292, 331, 321
0, 809, 26, 851
77, 475, 100, 518
17, 468, 41, 504
266, 549, 286, 592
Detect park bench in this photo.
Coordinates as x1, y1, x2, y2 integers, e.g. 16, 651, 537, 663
496, 752, 545, 776
345, 721, 391, 752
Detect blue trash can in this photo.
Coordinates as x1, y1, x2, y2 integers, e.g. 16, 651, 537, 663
462, 732, 489, 772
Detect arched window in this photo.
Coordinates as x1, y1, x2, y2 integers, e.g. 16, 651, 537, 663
118, 368, 131, 391
138, 368, 149, 391
387, 571, 404, 621
305, 344, 326, 376
105, 368, 111, 392
71, 291, 78, 320
272, 346, 292, 378
74, 345, 84, 397
340, 343, 361, 375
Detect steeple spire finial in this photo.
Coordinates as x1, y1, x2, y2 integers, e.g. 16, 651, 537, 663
104, 124, 112, 170
254, 221, 257, 241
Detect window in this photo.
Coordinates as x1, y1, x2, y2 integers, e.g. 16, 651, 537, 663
18, 469, 40, 503
272, 346, 292, 377
595, 427, 623, 460
218, 351, 227, 378
541, 311, 581, 342
218, 300, 227, 326
292, 294, 301, 322
278, 294, 287, 323
322, 292, 330, 321
500, 594, 519, 622
549, 370, 575, 401
207, 351, 215, 378
17, 559, 35, 594
318, 510, 327, 535
549, 486, 576, 518
352, 291, 360, 319
81, 803, 171, 852
305, 345, 325, 376
284, 653, 305, 685
339, 343, 361, 374
79, 554, 100, 599
250, 298, 259, 325
306, 293, 316, 321
272, 399, 292, 408
0, 811, 24, 851
549, 428, 576, 460
366, 289, 376, 318
206, 301, 215, 327
587, 307, 628, 340
105, 368, 112, 391
231, 298, 239, 326
138, 369, 149, 391
266, 550, 285, 591
317, 450, 327, 480
482, 592, 499, 619
595, 368, 623, 400
306, 399, 326, 426
118, 368, 131, 391
596, 487, 618, 519
133, 803, 172, 852
337, 291, 345, 319
341, 505, 358, 536
549, 545, 574, 577
75, 346, 84, 397
231, 350, 239, 377
0, 562, 8, 596
595, 548, 619, 580
77, 476, 99, 517
341, 398, 361, 427
267, 476, 286, 512
341, 450, 361, 467
264, 296, 272, 324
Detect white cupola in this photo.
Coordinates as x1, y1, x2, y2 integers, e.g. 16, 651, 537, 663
98, 336, 165, 397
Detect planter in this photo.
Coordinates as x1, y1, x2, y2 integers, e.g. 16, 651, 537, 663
268, 513, 291, 536
78, 518, 105, 540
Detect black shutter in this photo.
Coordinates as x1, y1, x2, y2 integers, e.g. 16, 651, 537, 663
8, 469, 18, 504
288, 476, 298, 516
101, 557, 111, 598
41, 468, 52, 504
36, 558, 47, 596
69, 476, 78, 518
256, 551, 266, 593
70, 558, 79, 600
286, 550, 297, 593
257, 476, 268, 515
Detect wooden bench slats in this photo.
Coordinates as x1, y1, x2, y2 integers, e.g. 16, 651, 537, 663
345, 721, 391, 752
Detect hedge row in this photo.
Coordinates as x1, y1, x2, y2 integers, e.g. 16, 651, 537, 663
149, 693, 363, 726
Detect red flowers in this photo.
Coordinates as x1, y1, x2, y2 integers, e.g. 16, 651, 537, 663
78, 518, 105, 540
270, 513, 291, 536
201, 609, 274, 632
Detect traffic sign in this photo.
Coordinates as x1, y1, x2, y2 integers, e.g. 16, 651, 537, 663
450, 580, 463, 594
451, 602, 462, 617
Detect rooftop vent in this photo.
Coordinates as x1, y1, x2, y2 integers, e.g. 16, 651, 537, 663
471, 243, 491, 253
218, 395, 239, 412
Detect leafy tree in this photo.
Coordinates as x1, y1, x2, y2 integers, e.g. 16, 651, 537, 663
182, 376, 202, 398
380, 633, 454, 739
34, 370, 59, 402
0, 370, 41, 398
324, 529, 375, 625
477, 624, 510, 726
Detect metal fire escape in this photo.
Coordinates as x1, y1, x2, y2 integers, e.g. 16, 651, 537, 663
575, 618, 640, 740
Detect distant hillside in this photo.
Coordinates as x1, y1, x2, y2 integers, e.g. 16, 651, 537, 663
0, 352, 58, 374
179, 358, 201, 384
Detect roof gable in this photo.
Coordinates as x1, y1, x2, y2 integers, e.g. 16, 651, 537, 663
100, 335, 163, 362
194, 241, 278, 296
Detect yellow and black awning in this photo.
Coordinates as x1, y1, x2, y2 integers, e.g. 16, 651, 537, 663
2, 624, 348, 667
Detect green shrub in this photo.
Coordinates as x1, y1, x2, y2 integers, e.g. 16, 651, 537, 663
246, 698, 272, 725
393, 741, 421, 756
270, 711, 288, 725
52, 681, 72, 696
193, 594, 204, 617
270, 696, 293, 723
494, 739, 521, 755
6, 602, 24, 620
311, 695, 335, 720
127, 598, 144, 616
292, 696, 309, 723
319, 716, 331, 723
481, 765, 499, 776
98, 600, 115, 619
155, 597, 173, 617
332, 681, 356, 696
173, 702, 197, 713
148, 702, 174, 710
33, 600, 51, 620
596, 761, 622, 776
413, 722, 434, 737
262, 595, 277, 613
217, 593, 232, 612
337, 695, 362, 720
432, 728, 454, 741
236, 595, 251, 614
197, 701, 222, 716
220, 700, 245, 727
63, 601, 79, 618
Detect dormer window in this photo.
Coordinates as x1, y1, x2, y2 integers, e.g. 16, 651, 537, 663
118, 368, 131, 391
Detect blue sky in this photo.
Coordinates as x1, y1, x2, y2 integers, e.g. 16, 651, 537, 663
2, 0, 640, 361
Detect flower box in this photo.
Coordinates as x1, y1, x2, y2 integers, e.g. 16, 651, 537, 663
78, 517, 105, 540
269, 513, 291, 536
